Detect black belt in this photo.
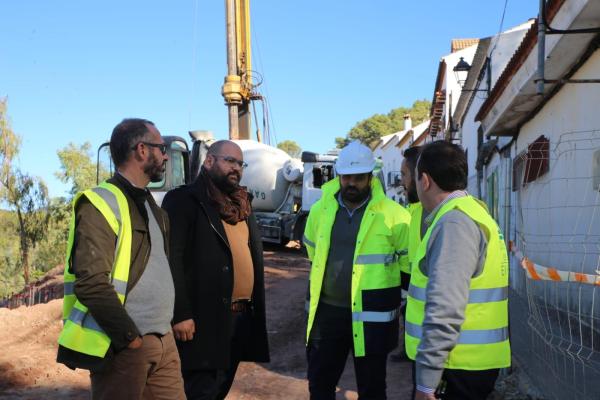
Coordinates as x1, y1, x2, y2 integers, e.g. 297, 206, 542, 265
231, 299, 252, 313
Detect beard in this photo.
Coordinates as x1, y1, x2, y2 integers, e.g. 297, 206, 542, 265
407, 183, 419, 203
207, 168, 240, 194
341, 184, 370, 204
144, 151, 166, 183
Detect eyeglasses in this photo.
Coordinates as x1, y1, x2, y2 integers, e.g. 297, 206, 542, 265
133, 142, 168, 155
212, 154, 248, 169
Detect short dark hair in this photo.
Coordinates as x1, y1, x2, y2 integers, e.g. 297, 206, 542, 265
417, 141, 467, 191
403, 146, 421, 177
110, 118, 155, 166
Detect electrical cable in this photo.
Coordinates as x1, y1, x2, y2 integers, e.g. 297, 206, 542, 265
489, 0, 510, 58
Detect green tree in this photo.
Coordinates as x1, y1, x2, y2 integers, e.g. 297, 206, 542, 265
277, 140, 302, 158
32, 197, 70, 273
335, 99, 431, 148
56, 142, 108, 196
0, 98, 21, 201
8, 171, 50, 284
0, 210, 22, 297
0, 98, 50, 284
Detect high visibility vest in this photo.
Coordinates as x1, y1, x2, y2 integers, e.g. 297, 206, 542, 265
303, 177, 410, 357
58, 182, 132, 358
405, 196, 510, 370
405, 202, 423, 274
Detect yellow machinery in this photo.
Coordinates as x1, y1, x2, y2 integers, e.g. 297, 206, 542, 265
222, 0, 257, 140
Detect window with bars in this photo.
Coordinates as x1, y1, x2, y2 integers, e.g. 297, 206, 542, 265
513, 135, 550, 190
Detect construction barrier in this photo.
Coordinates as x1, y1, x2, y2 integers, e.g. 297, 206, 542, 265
509, 242, 600, 286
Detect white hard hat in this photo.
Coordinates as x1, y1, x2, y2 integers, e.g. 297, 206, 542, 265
335, 140, 376, 175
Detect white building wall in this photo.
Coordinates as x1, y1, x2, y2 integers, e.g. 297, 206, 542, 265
513, 49, 600, 274
374, 135, 404, 202
459, 21, 532, 197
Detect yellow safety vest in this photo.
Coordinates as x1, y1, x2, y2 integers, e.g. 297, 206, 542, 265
58, 182, 132, 358
405, 196, 510, 370
303, 177, 410, 356
405, 202, 423, 274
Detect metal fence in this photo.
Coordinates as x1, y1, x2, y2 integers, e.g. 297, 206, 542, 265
500, 129, 600, 399
0, 284, 63, 309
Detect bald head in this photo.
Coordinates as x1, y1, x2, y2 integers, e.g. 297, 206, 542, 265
203, 140, 245, 193
207, 140, 241, 158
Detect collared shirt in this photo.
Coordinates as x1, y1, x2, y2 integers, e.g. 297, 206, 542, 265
424, 190, 469, 226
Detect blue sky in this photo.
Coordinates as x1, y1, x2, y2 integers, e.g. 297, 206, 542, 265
0, 1, 538, 198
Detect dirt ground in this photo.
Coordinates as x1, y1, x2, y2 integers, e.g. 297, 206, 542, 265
0, 246, 522, 399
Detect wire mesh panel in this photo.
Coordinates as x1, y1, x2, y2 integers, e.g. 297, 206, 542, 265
509, 129, 600, 399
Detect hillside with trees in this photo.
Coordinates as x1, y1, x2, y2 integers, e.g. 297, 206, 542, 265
335, 99, 430, 148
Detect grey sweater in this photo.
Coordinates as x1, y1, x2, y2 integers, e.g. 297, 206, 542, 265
124, 201, 175, 336
414, 194, 488, 391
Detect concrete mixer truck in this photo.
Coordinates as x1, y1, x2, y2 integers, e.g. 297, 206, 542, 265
96, 131, 338, 244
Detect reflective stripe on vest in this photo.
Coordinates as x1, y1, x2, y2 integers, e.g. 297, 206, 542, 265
58, 181, 133, 358
352, 308, 399, 322
64, 282, 74, 296
303, 235, 315, 248
408, 285, 508, 303
355, 252, 400, 265
63, 277, 127, 299
405, 321, 508, 344
68, 307, 105, 333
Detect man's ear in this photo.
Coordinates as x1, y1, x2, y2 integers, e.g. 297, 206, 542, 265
203, 154, 214, 169
421, 172, 431, 191
132, 144, 144, 162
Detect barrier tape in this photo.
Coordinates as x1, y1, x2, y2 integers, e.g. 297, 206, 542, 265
509, 241, 600, 286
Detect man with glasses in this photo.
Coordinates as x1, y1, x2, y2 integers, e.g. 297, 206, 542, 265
57, 118, 185, 399
162, 140, 269, 400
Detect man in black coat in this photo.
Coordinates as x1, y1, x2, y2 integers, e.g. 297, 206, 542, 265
162, 140, 269, 400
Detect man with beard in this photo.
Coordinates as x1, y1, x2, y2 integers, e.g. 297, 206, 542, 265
162, 140, 269, 400
57, 118, 186, 399
390, 146, 423, 363
303, 141, 411, 399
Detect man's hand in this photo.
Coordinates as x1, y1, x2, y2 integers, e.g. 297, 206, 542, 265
127, 336, 143, 349
415, 389, 437, 400
173, 319, 195, 341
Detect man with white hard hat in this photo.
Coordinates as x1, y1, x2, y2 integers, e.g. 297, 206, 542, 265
303, 140, 411, 399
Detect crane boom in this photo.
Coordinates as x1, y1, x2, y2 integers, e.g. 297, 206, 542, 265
222, 0, 253, 140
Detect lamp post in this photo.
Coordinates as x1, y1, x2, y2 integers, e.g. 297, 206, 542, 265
453, 57, 471, 88
453, 57, 490, 94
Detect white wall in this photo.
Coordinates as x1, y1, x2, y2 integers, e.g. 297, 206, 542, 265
513, 49, 600, 274
460, 22, 532, 197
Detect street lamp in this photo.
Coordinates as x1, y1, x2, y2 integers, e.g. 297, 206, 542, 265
453, 57, 471, 88
453, 56, 490, 94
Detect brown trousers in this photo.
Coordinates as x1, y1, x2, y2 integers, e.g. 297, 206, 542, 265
90, 331, 185, 400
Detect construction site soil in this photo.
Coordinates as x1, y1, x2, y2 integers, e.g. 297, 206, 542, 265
0, 245, 525, 399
